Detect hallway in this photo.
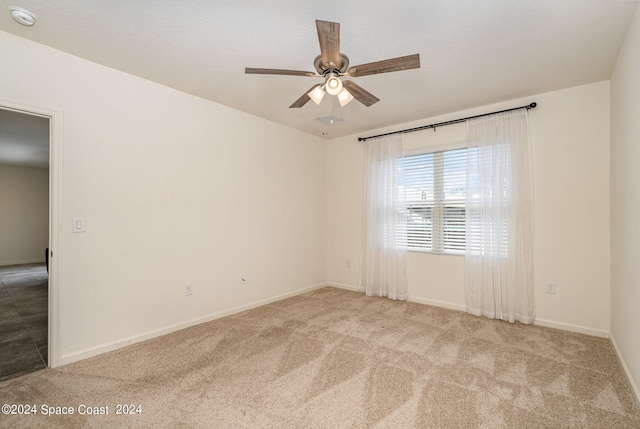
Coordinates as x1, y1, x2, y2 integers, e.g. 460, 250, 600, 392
0, 264, 48, 381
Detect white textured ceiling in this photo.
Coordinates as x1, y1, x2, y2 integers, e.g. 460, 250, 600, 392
0, 0, 637, 142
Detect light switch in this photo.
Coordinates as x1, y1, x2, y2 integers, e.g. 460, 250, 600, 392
73, 217, 85, 233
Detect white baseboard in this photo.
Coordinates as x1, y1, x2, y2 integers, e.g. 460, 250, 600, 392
329, 282, 610, 338
326, 282, 359, 292
407, 296, 467, 312
610, 333, 640, 405
61, 282, 327, 366
327, 282, 468, 312
409, 303, 609, 338
61, 282, 615, 366
533, 318, 609, 338
0, 258, 46, 267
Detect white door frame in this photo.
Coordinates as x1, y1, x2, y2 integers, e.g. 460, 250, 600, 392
0, 99, 62, 368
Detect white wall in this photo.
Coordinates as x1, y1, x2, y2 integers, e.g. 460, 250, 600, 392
610, 5, 640, 401
0, 164, 49, 265
327, 81, 611, 336
0, 30, 327, 363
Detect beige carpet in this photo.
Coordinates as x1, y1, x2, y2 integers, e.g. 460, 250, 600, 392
1, 287, 639, 428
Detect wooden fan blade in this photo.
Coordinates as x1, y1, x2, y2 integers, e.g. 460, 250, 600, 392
289, 84, 321, 108
343, 81, 380, 107
346, 53, 420, 77
245, 68, 317, 77
316, 20, 340, 69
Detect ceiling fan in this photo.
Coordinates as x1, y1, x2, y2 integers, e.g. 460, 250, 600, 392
245, 20, 420, 108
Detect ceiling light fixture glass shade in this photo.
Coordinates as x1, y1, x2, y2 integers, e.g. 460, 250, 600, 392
308, 85, 326, 105
337, 88, 354, 106
325, 74, 343, 95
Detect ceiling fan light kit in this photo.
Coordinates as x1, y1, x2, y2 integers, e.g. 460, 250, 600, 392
337, 88, 354, 107
325, 73, 343, 95
246, 19, 420, 109
308, 85, 326, 105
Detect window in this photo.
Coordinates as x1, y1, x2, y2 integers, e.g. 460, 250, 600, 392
401, 147, 469, 254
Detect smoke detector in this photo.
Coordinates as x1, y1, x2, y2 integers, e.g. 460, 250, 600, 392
9, 6, 37, 26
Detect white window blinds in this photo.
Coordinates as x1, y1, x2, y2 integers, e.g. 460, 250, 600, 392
402, 147, 468, 254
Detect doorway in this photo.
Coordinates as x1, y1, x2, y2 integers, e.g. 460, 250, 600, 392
0, 103, 59, 380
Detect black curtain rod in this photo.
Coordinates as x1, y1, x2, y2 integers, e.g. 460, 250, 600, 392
357, 102, 537, 142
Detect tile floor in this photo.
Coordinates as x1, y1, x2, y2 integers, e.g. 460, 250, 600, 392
0, 263, 48, 382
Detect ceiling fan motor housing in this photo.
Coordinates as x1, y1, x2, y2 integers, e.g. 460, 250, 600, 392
314, 53, 350, 75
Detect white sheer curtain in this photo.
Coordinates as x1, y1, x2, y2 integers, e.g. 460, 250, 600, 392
465, 109, 535, 324
360, 134, 408, 300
